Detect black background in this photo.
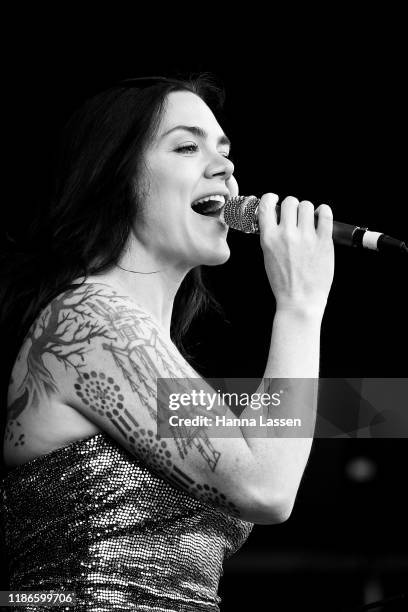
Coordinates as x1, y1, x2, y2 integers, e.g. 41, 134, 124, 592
1, 14, 407, 612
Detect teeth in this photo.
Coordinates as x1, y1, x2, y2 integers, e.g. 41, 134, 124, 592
192, 194, 226, 206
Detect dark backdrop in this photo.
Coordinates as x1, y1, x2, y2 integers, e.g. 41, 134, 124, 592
1, 22, 407, 612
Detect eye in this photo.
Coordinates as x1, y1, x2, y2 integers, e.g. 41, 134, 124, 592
175, 144, 199, 154
175, 144, 234, 161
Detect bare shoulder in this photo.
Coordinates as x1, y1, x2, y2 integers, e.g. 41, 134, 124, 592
3, 282, 195, 467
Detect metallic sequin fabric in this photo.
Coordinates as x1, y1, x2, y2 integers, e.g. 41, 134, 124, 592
0, 433, 253, 611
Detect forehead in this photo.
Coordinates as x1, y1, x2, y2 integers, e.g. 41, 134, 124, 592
157, 90, 223, 135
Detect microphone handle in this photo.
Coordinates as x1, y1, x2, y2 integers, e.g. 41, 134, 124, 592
224, 196, 408, 254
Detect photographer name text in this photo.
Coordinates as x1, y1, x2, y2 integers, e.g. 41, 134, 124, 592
168, 415, 302, 428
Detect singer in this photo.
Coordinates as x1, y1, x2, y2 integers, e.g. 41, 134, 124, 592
0, 74, 334, 610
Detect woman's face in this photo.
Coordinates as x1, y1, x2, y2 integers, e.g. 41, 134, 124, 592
134, 90, 239, 271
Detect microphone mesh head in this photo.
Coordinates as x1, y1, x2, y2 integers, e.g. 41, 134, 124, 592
223, 196, 261, 234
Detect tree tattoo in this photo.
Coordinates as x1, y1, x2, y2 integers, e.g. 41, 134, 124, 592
6, 283, 240, 517
5, 284, 114, 446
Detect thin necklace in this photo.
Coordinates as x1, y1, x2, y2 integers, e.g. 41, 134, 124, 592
114, 264, 172, 342
115, 264, 161, 274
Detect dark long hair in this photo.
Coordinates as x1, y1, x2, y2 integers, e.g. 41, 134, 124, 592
0, 73, 227, 466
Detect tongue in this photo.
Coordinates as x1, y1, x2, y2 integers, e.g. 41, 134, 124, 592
192, 200, 220, 216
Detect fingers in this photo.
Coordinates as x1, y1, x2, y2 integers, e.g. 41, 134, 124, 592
257, 193, 280, 234
270, 196, 315, 233
279, 196, 299, 228
315, 204, 333, 238
297, 200, 315, 233
268, 196, 315, 231
258, 193, 333, 239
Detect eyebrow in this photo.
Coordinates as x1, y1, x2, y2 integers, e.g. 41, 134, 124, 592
160, 125, 231, 147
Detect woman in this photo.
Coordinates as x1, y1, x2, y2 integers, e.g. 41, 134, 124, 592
0, 74, 334, 611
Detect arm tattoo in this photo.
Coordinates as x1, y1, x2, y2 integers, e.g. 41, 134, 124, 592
74, 368, 239, 517
6, 283, 239, 516
87, 295, 221, 471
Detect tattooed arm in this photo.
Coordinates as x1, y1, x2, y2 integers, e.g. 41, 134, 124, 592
8, 282, 290, 524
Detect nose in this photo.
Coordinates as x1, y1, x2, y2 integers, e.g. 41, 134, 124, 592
204, 152, 235, 181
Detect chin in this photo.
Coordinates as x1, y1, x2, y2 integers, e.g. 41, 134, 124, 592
201, 243, 231, 266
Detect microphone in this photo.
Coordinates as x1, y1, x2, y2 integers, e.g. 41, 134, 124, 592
223, 196, 408, 254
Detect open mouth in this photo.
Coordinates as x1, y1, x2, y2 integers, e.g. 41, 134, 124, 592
191, 196, 226, 218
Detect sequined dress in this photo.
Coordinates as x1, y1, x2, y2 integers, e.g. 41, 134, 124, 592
0, 432, 253, 611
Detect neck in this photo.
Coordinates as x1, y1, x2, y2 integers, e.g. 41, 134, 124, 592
107, 242, 191, 341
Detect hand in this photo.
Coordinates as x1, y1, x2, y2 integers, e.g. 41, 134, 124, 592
258, 194, 334, 316
226, 174, 239, 199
